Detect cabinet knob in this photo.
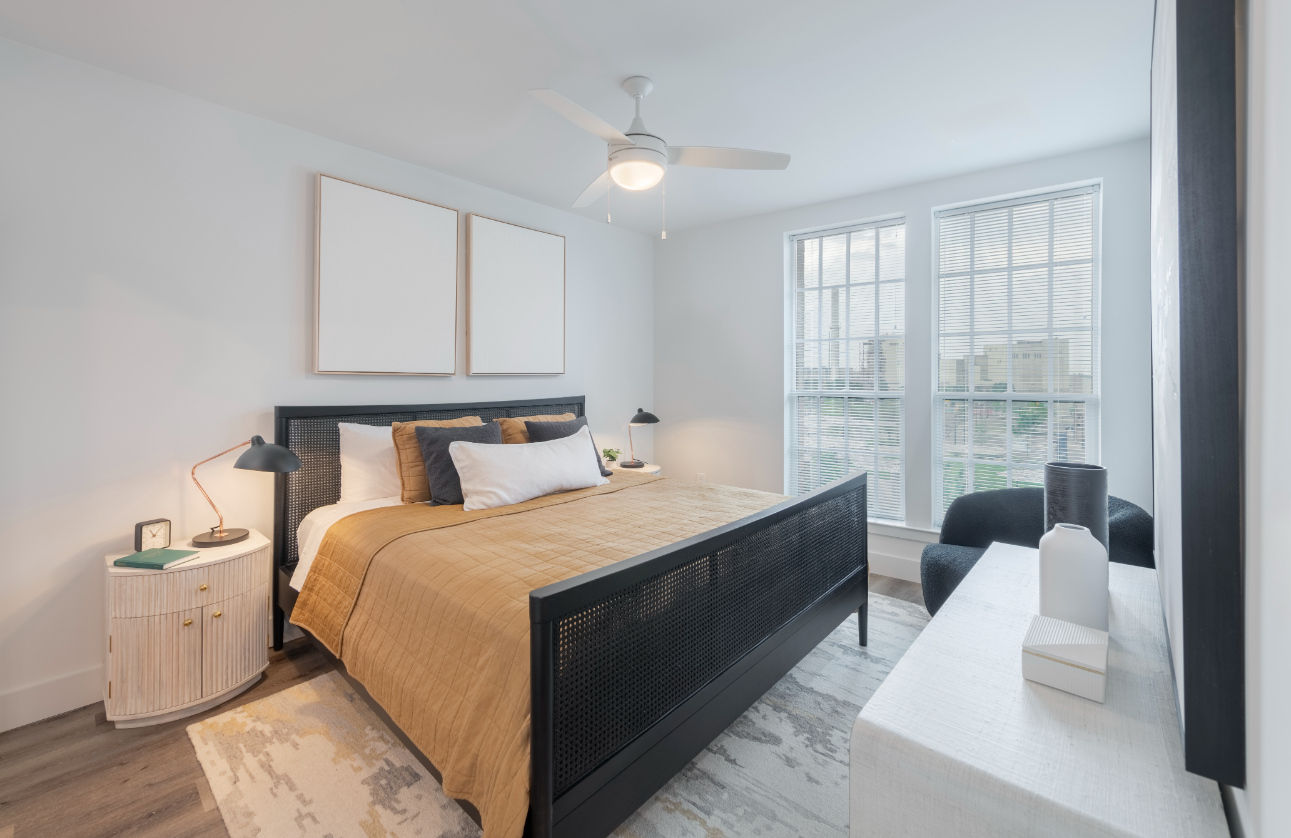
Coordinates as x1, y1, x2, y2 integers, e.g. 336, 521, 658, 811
199, 584, 208, 592
183, 619, 193, 627
212, 611, 222, 619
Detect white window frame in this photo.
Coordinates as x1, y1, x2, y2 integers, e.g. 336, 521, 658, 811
785, 216, 907, 521
931, 184, 1103, 524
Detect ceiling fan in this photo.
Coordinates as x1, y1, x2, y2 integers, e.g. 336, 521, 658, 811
530, 76, 790, 209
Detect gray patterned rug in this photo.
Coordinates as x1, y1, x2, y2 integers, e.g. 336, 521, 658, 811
189, 593, 929, 838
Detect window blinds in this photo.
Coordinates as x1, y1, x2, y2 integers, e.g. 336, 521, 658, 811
790, 219, 905, 520
933, 186, 1101, 523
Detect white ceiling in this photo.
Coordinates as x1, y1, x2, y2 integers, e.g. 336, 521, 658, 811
0, 0, 1152, 234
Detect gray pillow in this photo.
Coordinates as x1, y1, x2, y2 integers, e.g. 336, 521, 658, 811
415, 422, 504, 506
525, 415, 613, 477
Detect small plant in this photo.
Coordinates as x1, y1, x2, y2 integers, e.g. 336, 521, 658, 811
602, 448, 622, 462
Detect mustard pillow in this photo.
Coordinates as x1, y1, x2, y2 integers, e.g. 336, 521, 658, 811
391, 416, 484, 503
492, 413, 576, 445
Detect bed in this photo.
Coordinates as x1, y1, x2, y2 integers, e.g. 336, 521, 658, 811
271, 396, 869, 838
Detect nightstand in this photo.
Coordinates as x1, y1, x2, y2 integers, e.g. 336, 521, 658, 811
610, 462, 662, 475
103, 529, 271, 728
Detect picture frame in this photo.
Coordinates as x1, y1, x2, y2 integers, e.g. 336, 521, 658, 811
1149, 0, 1244, 786
466, 214, 565, 375
315, 174, 459, 375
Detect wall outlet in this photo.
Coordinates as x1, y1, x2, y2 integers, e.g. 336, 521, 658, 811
697, 473, 706, 482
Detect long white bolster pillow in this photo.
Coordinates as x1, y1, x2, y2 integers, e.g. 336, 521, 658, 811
450, 425, 609, 511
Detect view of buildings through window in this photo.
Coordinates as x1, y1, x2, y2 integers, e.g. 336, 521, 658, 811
789, 220, 906, 521
786, 189, 1097, 526
934, 187, 1100, 522
939, 339, 1090, 463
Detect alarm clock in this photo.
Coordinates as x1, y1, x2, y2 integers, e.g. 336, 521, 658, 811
134, 518, 171, 552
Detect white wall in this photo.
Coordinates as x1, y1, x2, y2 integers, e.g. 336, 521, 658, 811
0, 37, 653, 732
1237, 1, 1291, 834
653, 139, 1152, 577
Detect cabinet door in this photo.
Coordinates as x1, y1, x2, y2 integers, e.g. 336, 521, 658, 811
203, 583, 269, 695
107, 608, 203, 718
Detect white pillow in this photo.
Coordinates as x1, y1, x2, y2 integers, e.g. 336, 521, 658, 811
337, 422, 401, 503
451, 425, 609, 511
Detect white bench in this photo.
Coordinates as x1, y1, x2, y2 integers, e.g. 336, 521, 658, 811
850, 542, 1227, 837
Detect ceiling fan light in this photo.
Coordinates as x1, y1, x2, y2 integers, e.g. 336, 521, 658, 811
610, 159, 665, 190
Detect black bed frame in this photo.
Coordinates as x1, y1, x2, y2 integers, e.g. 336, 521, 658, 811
271, 396, 869, 838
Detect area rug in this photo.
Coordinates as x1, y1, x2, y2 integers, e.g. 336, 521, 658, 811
189, 593, 929, 838
188, 670, 478, 837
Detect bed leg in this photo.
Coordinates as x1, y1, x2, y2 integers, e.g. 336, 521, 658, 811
858, 597, 868, 647
273, 604, 285, 651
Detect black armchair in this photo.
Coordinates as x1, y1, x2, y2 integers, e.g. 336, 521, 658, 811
920, 487, 1154, 616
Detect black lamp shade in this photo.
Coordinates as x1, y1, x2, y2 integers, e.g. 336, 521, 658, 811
629, 408, 660, 426
233, 435, 302, 473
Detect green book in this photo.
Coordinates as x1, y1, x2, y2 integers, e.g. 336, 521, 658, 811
114, 547, 199, 570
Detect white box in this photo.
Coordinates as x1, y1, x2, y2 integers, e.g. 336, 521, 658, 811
1022, 614, 1109, 703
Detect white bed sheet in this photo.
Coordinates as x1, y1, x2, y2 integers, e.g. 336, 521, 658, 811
290, 496, 402, 590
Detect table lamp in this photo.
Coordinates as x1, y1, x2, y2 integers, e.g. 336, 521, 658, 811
621, 408, 659, 468
191, 435, 301, 547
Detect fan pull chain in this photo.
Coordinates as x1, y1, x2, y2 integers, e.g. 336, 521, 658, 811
661, 176, 667, 240
607, 179, 612, 225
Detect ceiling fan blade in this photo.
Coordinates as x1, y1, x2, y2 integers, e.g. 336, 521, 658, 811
667, 146, 790, 170
529, 89, 633, 146
572, 171, 611, 208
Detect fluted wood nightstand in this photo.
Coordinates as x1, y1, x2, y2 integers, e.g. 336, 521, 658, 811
103, 529, 270, 727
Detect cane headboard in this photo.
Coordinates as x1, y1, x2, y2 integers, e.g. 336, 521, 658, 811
272, 396, 586, 571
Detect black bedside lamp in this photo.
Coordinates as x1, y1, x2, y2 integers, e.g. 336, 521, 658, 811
191, 435, 301, 547
621, 408, 659, 468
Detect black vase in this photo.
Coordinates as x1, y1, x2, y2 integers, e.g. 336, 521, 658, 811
1044, 462, 1109, 551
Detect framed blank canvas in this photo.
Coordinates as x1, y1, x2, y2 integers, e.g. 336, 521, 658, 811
1148, 0, 1243, 784
315, 174, 459, 375
467, 214, 565, 375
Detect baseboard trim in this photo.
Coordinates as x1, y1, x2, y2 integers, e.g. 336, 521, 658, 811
869, 550, 921, 583
0, 664, 103, 733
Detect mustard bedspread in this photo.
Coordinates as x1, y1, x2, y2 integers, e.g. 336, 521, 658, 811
291, 471, 785, 838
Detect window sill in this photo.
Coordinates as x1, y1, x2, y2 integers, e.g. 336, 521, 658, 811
867, 520, 941, 544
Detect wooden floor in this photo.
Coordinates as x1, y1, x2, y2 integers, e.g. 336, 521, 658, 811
869, 573, 926, 611
0, 574, 925, 838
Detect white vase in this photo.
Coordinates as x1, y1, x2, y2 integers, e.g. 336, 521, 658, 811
1039, 523, 1109, 631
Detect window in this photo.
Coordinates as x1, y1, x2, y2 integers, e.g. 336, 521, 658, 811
933, 186, 1100, 523
789, 219, 905, 520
